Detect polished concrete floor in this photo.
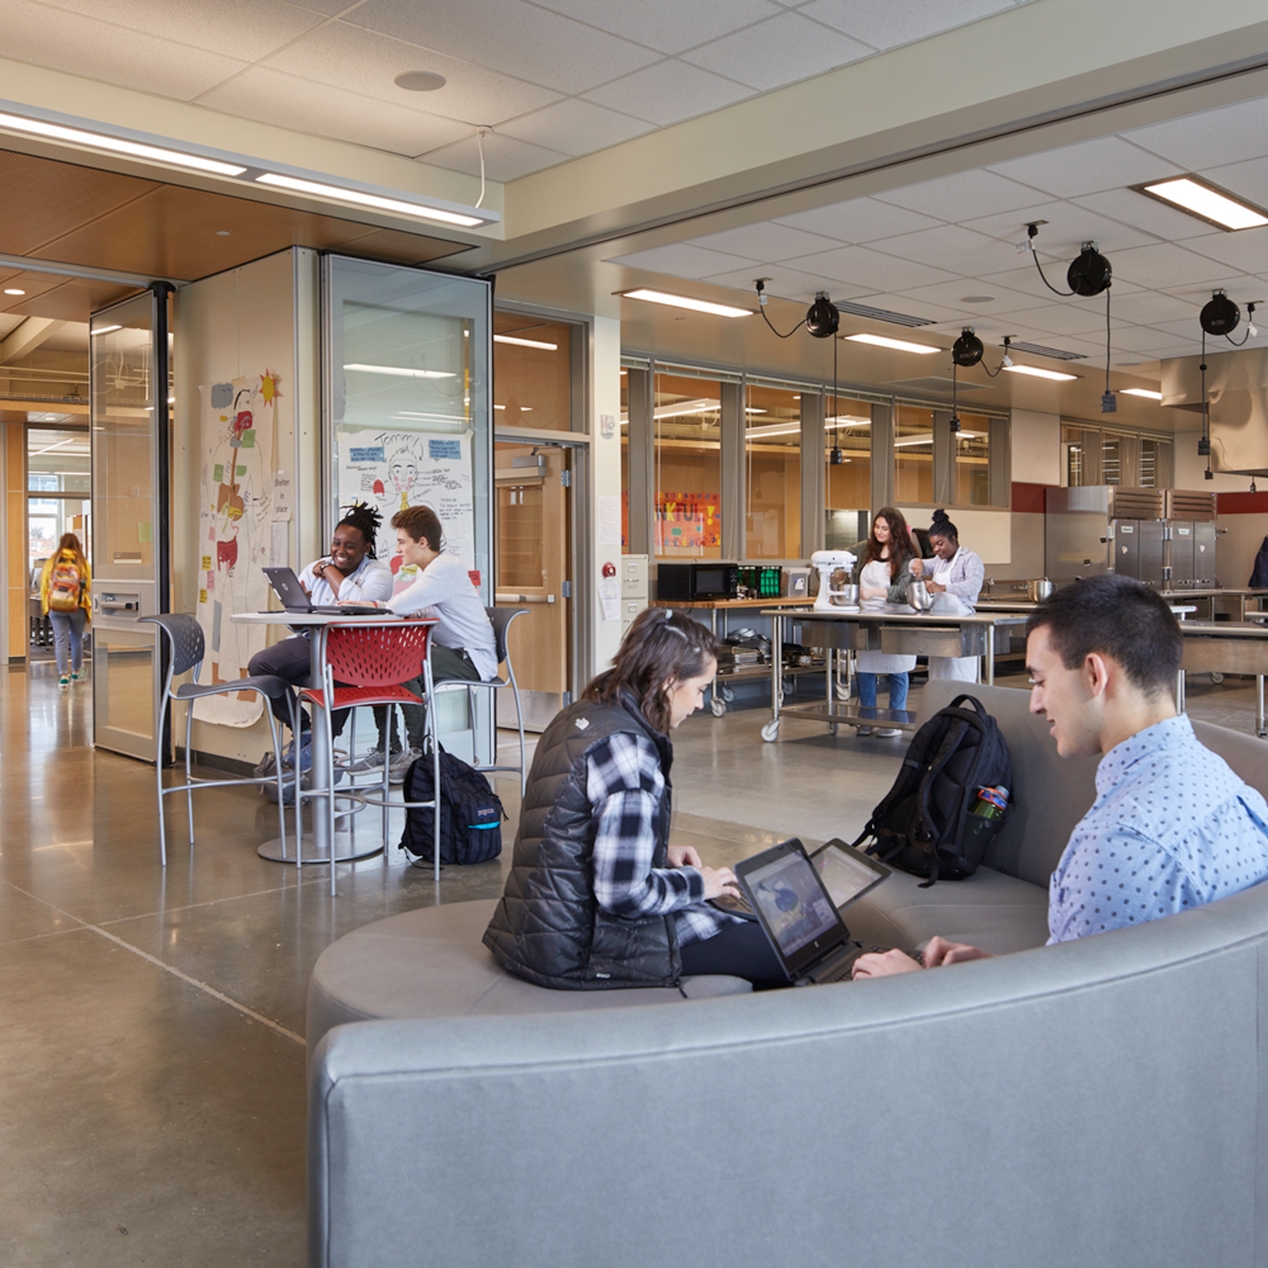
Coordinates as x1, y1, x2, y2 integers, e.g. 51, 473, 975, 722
2, 660, 1263, 1264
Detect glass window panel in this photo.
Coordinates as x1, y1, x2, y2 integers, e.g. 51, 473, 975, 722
492, 313, 572, 430
825, 393, 871, 543
28, 426, 91, 492
745, 383, 801, 559
955, 412, 991, 505
654, 372, 721, 558
1062, 424, 1100, 487
1102, 434, 1122, 485
895, 405, 934, 503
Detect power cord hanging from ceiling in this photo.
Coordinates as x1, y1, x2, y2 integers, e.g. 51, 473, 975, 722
1101, 285, 1116, 413
753, 280, 805, 338
474, 128, 489, 210
1198, 327, 1213, 480
1223, 301, 1258, 346
1025, 222, 1076, 296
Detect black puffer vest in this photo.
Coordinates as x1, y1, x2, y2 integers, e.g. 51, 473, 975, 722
483, 693, 679, 989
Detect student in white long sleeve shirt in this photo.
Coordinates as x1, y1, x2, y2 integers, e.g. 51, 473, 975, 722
345, 504, 496, 767
910, 508, 986, 681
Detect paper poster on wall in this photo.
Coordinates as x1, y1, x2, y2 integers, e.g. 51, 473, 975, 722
337, 426, 476, 571
193, 371, 280, 727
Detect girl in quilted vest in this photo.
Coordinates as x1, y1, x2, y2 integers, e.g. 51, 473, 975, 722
39, 532, 92, 689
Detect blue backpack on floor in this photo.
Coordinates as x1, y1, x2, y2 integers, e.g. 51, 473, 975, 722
399, 747, 504, 865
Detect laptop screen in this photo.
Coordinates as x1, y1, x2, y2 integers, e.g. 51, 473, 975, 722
814, 843, 888, 909
745, 849, 842, 958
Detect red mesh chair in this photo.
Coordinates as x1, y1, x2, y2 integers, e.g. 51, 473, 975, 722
300, 621, 439, 893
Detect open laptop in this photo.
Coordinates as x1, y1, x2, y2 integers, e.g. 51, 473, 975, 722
734, 838, 891, 986
262, 565, 393, 616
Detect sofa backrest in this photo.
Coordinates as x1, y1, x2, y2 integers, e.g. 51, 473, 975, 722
917, 679, 1268, 888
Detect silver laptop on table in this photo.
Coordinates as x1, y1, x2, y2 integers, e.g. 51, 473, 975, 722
734, 838, 891, 986
262, 565, 393, 616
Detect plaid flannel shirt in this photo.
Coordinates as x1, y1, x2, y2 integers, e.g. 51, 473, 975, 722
586, 731, 740, 945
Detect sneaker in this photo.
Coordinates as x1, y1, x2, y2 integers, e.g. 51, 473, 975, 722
58, 675, 70, 690
389, 747, 420, 785
344, 748, 388, 773
854, 725, 874, 736
70, 671, 83, 683
875, 727, 902, 738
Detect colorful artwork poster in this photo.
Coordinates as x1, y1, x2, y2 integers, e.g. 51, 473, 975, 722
655, 490, 720, 554
337, 426, 476, 574
193, 371, 279, 727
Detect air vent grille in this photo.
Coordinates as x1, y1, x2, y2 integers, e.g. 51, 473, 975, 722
1108, 488, 1164, 519
1009, 340, 1086, 361
1166, 490, 1217, 521
834, 300, 936, 328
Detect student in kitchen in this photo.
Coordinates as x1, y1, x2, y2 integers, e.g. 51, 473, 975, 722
910, 508, 986, 681
854, 507, 919, 737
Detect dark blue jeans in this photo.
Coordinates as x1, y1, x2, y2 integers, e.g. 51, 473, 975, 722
857, 671, 909, 712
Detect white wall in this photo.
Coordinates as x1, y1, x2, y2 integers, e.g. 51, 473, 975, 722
590, 315, 624, 676
173, 248, 320, 765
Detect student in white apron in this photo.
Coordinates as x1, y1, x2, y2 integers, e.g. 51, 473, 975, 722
854, 507, 919, 736
911, 509, 985, 682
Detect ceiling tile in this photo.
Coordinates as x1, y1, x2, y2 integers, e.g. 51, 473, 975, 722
862, 224, 1018, 277
530, 0, 781, 55
701, 264, 834, 304
1181, 227, 1268, 276
962, 199, 1157, 252
1124, 98, 1268, 173
0, 0, 249, 100
797, 0, 1014, 50
686, 221, 841, 262
38, 0, 324, 60
1106, 241, 1240, 290
993, 303, 1119, 337
786, 244, 960, 291
260, 21, 562, 124
831, 290, 970, 326
1106, 325, 1189, 354
608, 242, 759, 279
198, 68, 471, 157
344, 0, 660, 94
582, 59, 755, 126
497, 99, 655, 157
875, 169, 1046, 222
420, 131, 570, 181
977, 263, 1144, 305
681, 11, 872, 91
1155, 274, 1262, 306
1102, 291, 1198, 326
775, 198, 941, 243
986, 137, 1182, 199
889, 277, 1041, 317
1192, 157, 1268, 213
1070, 188, 1222, 242
1148, 318, 1218, 342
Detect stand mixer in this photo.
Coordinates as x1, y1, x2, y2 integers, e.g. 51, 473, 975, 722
810, 549, 858, 611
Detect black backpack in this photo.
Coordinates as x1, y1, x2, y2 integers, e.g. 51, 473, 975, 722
850, 693, 1012, 887
399, 747, 504, 866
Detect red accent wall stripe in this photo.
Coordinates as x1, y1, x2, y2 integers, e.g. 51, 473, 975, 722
1217, 492, 1268, 514
1011, 482, 1053, 514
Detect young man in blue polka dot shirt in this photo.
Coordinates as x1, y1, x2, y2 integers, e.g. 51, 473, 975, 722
854, 575, 1268, 980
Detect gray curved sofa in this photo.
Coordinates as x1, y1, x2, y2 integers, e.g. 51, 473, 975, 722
308, 681, 1268, 1268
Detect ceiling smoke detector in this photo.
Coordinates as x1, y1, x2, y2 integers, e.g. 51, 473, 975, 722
1067, 242, 1112, 297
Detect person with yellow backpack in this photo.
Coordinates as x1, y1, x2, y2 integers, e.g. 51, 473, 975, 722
39, 532, 92, 689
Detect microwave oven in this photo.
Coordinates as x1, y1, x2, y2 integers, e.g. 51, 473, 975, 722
656, 562, 740, 601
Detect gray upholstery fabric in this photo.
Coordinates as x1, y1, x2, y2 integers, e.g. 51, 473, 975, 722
307, 899, 750, 1052
309, 688, 1268, 1268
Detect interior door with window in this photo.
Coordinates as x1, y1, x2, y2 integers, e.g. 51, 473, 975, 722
495, 441, 571, 730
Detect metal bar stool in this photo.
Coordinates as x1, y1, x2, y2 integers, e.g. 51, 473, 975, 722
429, 606, 530, 796
300, 621, 440, 893
141, 614, 294, 867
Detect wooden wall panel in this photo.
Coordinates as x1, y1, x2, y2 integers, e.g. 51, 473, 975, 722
6, 422, 27, 661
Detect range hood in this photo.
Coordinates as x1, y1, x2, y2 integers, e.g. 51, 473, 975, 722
1160, 346, 1268, 475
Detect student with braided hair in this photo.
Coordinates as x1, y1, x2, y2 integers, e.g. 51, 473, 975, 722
248, 502, 393, 769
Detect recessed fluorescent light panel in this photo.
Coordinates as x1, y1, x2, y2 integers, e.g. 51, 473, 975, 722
621, 289, 753, 319
1121, 388, 1163, 400
1003, 364, 1079, 382
344, 363, 455, 379
0, 109, 247, 176
844, 333, 940, 354
493, 334, 558, 351
1135, 176, 1268, 231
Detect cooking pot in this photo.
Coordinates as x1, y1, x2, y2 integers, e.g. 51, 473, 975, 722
906, 580, 936, 611
1026, 578, 1055, 602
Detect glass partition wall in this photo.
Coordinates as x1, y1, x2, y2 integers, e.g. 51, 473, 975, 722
745, 382, 800, 559
323, 256, 493, 763
654, 370, 722, 558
